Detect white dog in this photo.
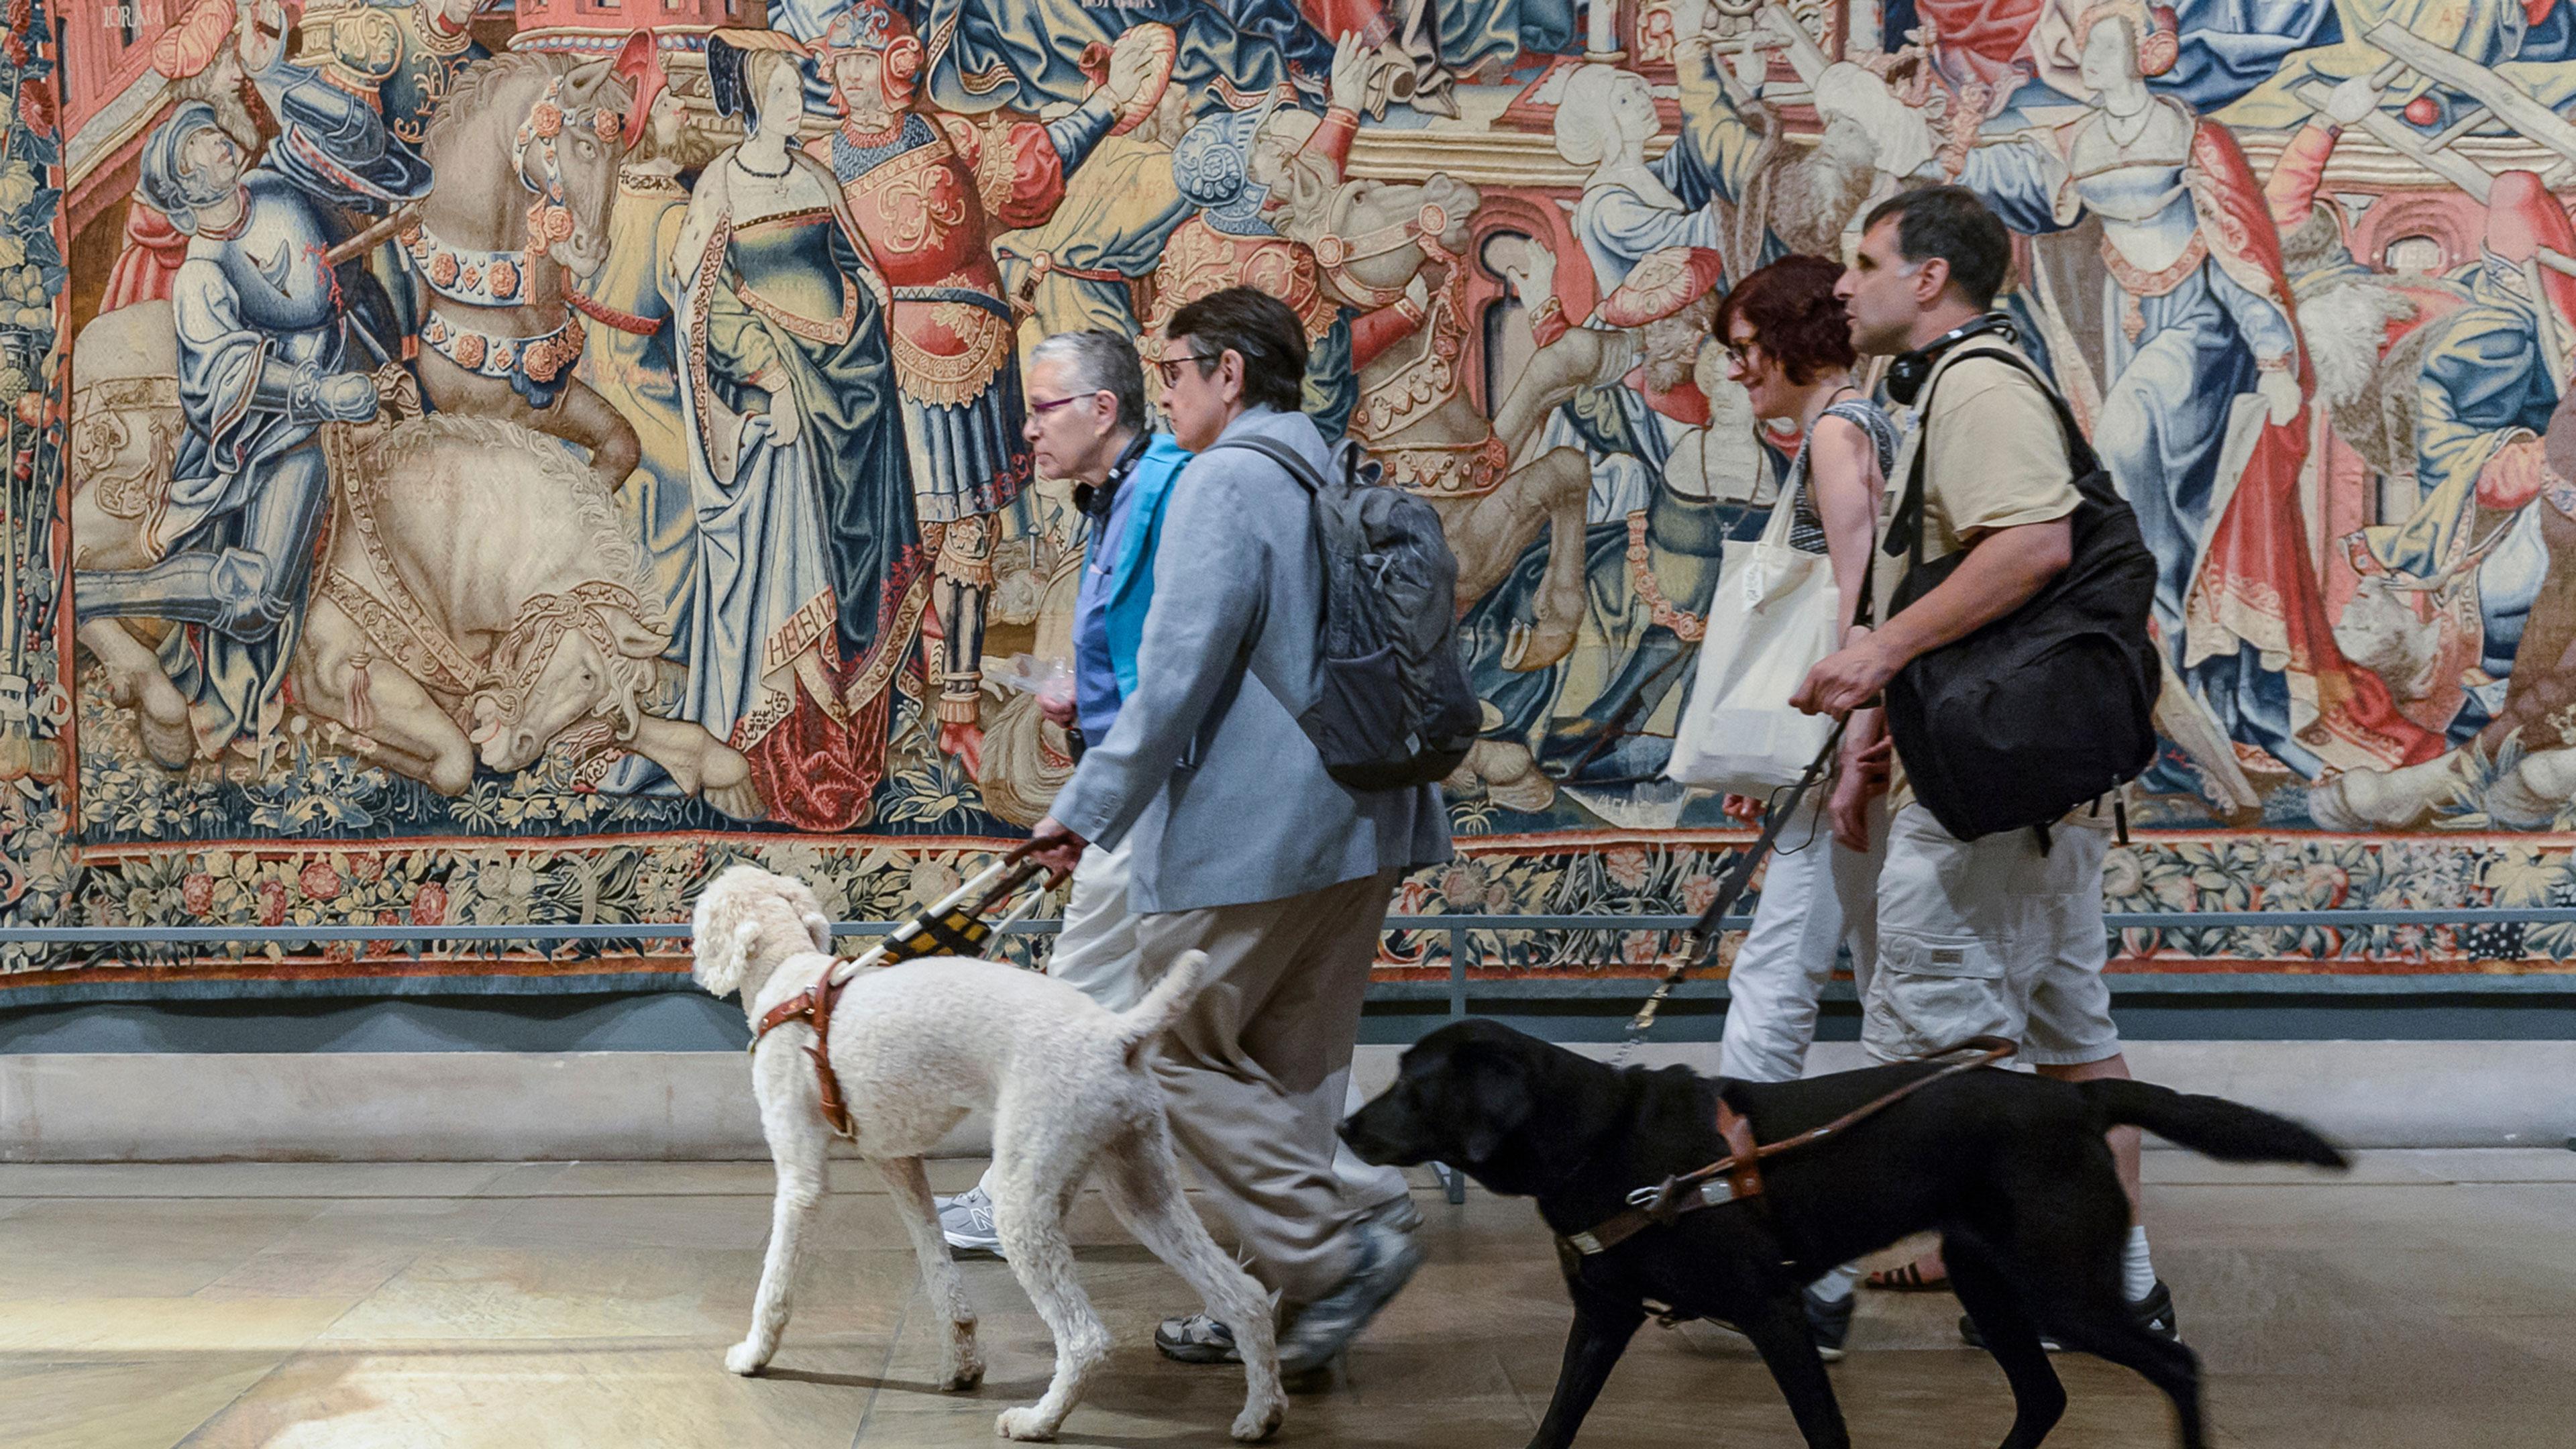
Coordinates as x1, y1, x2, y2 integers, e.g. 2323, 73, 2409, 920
691, 864, 1285, 1442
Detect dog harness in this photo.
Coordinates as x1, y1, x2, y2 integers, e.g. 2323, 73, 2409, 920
1557, 1036, 2017, 1257
754, 972, 863, 1137
747, 855, 1051, 1140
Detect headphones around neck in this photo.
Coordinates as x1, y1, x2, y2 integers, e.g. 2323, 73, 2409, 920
1884, 313, 2019, 406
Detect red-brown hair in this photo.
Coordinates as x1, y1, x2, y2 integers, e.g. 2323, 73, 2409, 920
1711, 254, 1858, 386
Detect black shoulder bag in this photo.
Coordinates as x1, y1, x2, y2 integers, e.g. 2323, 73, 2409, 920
1878, 350, 2161, 841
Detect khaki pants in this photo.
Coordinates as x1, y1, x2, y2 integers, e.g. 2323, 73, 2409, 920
977, 848, 1404, 1218
1133, 869, 1402, 1307
1867, 804, 2119, 1067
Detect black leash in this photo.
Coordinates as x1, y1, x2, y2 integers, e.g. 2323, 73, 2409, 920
1613, 435, 1890, 1064
1611, 717, 1847, 1065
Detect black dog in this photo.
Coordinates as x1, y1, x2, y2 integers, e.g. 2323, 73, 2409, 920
1340, 1019, 2347, 1449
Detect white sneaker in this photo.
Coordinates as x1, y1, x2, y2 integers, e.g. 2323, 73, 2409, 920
935, 1185, 1004, 1256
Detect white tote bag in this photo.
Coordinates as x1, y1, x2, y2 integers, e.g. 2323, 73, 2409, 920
1664, 460, 1844, 792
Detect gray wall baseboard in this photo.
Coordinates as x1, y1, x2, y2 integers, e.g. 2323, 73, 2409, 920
5, 1040, 2569, 1161
11, 990, 2576, 1056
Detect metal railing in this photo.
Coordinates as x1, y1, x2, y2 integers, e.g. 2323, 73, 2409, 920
10, 908, 2576, 1009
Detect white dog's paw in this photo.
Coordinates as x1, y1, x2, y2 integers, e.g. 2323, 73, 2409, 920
1232, 1399, 1285, 1443
724, 1339, 772, 1377
995, 1406, 1059, 1441
941, 1320, 984, 1390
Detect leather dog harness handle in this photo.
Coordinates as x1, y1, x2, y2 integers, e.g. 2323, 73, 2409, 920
1559, 1035, 2018, 1256
749, 850, 1048, 1140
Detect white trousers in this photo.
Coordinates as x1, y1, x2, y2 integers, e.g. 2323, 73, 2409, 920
1046, 839, 1148, 1012
1716, 795, 1889, 1084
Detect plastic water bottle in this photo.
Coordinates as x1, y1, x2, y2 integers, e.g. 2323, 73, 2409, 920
996, 654, 1075, 712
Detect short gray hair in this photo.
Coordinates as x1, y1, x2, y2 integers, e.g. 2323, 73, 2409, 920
1028, 329, 1146, 433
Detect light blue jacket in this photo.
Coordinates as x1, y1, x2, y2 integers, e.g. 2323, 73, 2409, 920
1101, 433, 1193, 702
1050, 407, 1454, 914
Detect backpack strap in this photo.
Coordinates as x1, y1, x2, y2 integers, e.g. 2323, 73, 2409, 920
1203, 433, 1332, 495
1880, 345, 2108, 849
1879, 345, 2100, 586
1882, 437, 1930, 583
1956, 347, 2106, 489
1171, 433, 1307, 714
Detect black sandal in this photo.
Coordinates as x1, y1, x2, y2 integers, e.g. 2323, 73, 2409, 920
1866, 1260, 1951, 1293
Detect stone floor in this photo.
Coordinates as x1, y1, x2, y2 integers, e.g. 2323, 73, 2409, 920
0, 1151, 2570, 1448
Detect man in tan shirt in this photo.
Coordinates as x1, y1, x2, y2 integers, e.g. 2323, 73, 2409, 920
1792, 186, 2173, 1342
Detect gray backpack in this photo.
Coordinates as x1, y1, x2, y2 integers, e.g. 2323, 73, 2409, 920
1206, 434, 1482, 791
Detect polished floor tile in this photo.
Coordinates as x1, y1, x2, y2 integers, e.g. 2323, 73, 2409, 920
178, 1342, 890, 1449
0, 1200, 337, 1300
0, 1163, 515, 1200
0, 1297, 355, 1356
315, 1246, 915, 1346
2, 1354, 286, 1449
268, 1197, 529, 1252
0, 1152, 2566, 1446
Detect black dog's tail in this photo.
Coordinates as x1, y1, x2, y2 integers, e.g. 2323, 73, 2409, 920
2079, 1080, 2349, 1170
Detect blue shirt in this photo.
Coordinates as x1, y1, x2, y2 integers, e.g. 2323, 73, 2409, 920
1074, 436, 1149, 747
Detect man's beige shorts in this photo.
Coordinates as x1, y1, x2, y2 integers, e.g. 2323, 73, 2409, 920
1864, 802, 2120, 1067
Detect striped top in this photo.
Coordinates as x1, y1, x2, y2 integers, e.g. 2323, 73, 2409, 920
1784, 396, 1902, 556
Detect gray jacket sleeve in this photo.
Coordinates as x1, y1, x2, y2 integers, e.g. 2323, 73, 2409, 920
1046, 463, 1272, 849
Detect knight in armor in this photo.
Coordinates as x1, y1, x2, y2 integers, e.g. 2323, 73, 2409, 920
806, 3, 1166, 760
260, 0, 483, 207
1148, 87, 1363, 435
103, 0, 280, 313
241, 0, 488, 345
75, 103, 381, 761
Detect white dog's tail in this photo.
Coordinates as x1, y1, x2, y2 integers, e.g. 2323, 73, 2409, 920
1114, 949, 1210, 1065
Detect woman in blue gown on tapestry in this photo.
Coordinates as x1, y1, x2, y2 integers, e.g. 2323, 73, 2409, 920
665, 33, 930, 832
1949, 1, 2440, 791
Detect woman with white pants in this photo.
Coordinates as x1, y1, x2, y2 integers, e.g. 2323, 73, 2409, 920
1701, 256, 1898, 1354
1714, 791, 1888, 1083
1704, 254, 1900, 1086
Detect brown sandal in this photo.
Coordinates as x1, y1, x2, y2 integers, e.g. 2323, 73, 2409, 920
1866, 1260, 1951, 1293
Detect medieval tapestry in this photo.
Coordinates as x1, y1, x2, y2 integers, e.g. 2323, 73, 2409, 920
11, 0, 2576, 999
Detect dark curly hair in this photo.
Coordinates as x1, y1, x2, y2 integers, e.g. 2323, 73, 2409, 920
1711, 254, 1858, 386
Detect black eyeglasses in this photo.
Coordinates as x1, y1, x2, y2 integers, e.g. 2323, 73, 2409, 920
1153, 352, 1220, 386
